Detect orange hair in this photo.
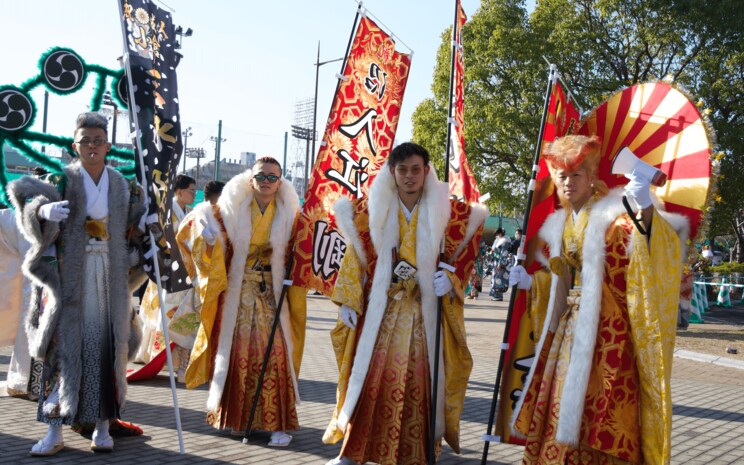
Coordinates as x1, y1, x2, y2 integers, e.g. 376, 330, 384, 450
543, 135, 608, 207
542, 135, 602, 174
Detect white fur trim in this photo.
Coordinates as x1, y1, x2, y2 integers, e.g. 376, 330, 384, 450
205, 173, 300, 411
333, 197, 367, 271
509, 208, 567, 433
554, 191, 627, 444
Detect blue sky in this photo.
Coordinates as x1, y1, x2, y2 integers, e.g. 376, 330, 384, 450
1, 0, 533, 175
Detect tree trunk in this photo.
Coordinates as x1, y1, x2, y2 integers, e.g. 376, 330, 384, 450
732, 214, 744, 262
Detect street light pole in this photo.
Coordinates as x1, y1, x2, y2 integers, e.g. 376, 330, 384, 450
102, 91, 119, 145
311, 42, 344, 168
210, 120, 226, 181
174, 26, 193, 50
282, 131, 288, 178
181, 126, 192, 174
186, 147, 205, 186
291, 125, 313, 196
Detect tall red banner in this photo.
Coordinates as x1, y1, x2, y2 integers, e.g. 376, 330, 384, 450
291, 15, 411, 295
448, 1, 480, 203
495, 78, 579, 444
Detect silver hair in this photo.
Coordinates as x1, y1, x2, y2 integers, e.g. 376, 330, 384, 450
75, 112, 109, 135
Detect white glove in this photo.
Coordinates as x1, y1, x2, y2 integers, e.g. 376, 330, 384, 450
508, 264, 532, 290
340, 304, 357, 329
624, 171, 652, 210
37, 200, 70, 222
199, 219, 217, 246
433, 270, 453, 297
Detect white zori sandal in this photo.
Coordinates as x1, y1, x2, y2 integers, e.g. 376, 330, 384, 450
268, 431, 292, 447
30, 425, 64, 457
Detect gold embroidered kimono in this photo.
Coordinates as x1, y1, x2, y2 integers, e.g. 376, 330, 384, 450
334, 207, 432, 465
175, 173, 306, 433
207, 200, 298, 431
513, 191, 685, 465
326, 173, 487, 465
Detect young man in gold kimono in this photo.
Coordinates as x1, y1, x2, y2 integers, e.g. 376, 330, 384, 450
324, 142, 487, 465
508, 135, 689, 464
175, 157, 306, 447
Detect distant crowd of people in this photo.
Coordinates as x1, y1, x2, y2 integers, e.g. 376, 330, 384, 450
465, 227, 522, 301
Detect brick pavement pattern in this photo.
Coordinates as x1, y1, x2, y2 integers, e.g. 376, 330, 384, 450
1, 292, 743, 464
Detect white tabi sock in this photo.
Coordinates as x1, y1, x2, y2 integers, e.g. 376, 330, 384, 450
93, 419, 111, 440
46, 424, 63, 445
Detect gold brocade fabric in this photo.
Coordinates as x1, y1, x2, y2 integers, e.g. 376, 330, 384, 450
248, 199, 275, 267
397, 205, 418, 267
323, 244, 361, 444
331, 244, 364, 312
326, 199, 476, 456
180, 216, 228, 390
519, 290, 632, 465
626, 210, 681, 464
551, 199, 595, 285
137, 281, 189, 362
517, 213, 648, 465
338, 207, 440, 465
207, 269, 298, 432
340, 278, 435, 465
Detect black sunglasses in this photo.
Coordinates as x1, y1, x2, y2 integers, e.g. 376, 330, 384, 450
254, 174, 280, 183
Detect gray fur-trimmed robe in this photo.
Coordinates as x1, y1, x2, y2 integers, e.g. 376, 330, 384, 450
8, 163, 145, 422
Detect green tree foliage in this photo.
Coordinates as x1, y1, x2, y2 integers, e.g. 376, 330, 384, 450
411, 0, 743, 257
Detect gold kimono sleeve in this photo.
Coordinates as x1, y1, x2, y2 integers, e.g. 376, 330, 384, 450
626, 210, 681, 465
323, 241, 363, 444
176, 217, 228, 389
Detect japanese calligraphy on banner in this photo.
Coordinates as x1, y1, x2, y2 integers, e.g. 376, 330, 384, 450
292, 15, 412, 295
448, 1, 480, 203
119, 0, 190, 292
495, 76, 579, 445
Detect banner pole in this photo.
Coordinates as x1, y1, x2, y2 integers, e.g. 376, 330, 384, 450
116, 0, 184, 453
242, 252, 296, 442
429, 2, 460, 464
148, 231, 186, 454
480, 64, 557, 464
332, 3, 363, 105
301, 2, 362, 206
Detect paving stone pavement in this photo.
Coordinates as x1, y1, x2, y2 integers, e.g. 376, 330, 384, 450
1, 291, 743, 464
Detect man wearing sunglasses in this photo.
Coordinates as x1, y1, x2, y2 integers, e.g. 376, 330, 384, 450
8, 112, 146, 456
324, 142, 487, 465
175, 156, 306, 447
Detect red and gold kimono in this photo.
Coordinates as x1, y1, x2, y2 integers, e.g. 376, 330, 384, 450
512, 190, 689, 465
176, 171, 307, 433
324, 164, 487, 465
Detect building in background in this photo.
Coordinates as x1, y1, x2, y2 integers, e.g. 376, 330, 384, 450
240, 151, 256, 167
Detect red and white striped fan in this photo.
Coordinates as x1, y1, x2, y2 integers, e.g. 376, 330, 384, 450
577, 81, 713, 240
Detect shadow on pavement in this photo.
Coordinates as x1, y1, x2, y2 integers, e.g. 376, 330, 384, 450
0, 431, 237, 464
298, 378, 337, 404
672, 404, 744, 423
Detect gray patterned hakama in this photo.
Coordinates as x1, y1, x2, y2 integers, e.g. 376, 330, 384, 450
38, 239, 118, 424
